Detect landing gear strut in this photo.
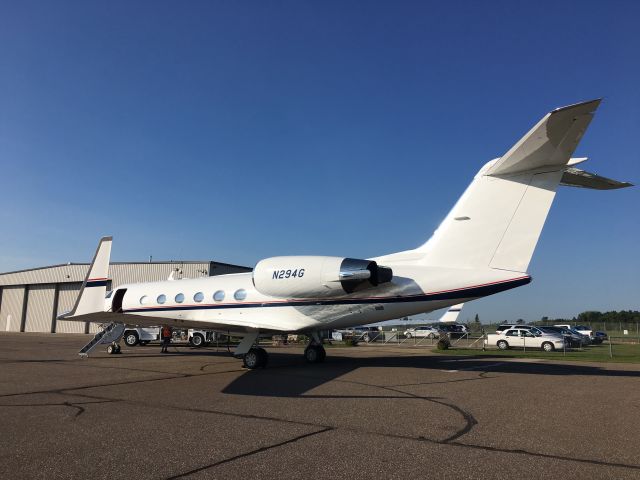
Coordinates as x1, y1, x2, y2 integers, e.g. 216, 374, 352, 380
304, 332, 326, 364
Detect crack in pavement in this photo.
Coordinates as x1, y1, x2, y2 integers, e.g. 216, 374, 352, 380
165, 427, 334, 479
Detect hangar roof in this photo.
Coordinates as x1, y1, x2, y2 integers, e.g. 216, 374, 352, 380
0, 261, 251, 287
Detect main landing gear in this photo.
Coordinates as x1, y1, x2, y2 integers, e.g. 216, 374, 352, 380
304, 332, 326, 364
235, 331, 327, 369
243, 347, 269, 369
234, 333, 268, 370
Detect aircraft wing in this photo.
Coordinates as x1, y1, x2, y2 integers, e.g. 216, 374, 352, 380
60, 311, 289, 335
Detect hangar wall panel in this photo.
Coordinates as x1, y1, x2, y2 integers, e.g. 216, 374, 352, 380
25, 285, 55, 332
0, 287, 25, 332
55, 283, 85, 333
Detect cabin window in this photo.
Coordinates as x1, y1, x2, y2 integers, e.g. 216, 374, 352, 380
140, 295, 148, 305
175, 293, 185, 303
213, 290, 225, 302
157, 294, 166, 304
194, 292, 204, 303
234, 289, 247, 301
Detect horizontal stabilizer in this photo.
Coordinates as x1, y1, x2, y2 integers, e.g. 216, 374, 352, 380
488, 99, 601, 176
561, 167, 633, 190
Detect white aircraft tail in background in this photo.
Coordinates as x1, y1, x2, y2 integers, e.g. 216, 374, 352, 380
438, 303, 464, 323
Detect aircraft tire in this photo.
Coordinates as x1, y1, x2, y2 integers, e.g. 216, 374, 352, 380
243, 348, 267, 369
304, 345, 324, 364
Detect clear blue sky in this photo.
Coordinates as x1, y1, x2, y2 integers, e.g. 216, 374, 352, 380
1, 0, 638, 322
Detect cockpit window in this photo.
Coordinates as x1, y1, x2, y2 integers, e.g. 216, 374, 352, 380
105, 290, 114, 299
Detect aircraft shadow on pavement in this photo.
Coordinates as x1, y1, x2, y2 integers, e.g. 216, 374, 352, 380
221, 350, 640, 398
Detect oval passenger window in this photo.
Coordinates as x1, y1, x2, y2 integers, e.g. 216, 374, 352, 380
213, 290, 225, 302
175, 293, 185, 303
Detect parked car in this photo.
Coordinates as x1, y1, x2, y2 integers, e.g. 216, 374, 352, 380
438, 324, 468, 338
592, 331, 607, 344
554, 325, 592, 345
404, 326, 439, 339
348, 327, 380, 342
539, 326, 584, 348
495, 324, 536, 334
485, 327, 565, 352
123, 327, 159, 347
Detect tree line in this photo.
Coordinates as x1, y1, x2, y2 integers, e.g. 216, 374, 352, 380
467, 310, 640, 330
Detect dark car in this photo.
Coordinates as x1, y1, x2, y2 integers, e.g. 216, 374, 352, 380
539, 326, 583, 348
438, 324, 468, 338
592, 331, 608, 344
352, 326, 381, 342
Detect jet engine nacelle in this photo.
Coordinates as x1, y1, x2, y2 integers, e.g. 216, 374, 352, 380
252, 256, 393, 299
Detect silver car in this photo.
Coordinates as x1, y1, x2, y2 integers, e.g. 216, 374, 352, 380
404, 326, 439, 339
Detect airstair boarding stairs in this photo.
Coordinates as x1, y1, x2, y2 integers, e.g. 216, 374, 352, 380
79, 323, 125, 357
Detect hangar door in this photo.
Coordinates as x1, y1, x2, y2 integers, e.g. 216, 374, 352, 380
25, 285, 55, 332
55, 283, 85, 333
0, 286, 25, 332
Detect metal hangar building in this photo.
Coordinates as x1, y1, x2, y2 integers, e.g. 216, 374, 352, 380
0, 260, 251, 334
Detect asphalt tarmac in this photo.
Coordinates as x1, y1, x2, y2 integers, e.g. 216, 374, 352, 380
1, 332, 639, 479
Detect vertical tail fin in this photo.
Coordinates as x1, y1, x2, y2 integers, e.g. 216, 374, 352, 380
415, 100, 604, 273
438, 303, 464, 323
58, 236, 112, 319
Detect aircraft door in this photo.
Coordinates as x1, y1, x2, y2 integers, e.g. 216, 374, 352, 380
111, 289, 127, 313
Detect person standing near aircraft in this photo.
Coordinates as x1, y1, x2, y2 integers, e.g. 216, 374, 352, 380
161, 326, 172, 353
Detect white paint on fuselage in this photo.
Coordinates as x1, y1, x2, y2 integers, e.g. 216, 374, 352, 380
112, 265, 524, 334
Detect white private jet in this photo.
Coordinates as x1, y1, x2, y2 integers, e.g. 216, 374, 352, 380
60, 99, 631, 368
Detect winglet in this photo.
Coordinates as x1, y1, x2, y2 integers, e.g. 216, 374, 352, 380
58, 236, 112, 319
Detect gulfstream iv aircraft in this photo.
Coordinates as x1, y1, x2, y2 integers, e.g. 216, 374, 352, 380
60, 99, 631, 368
